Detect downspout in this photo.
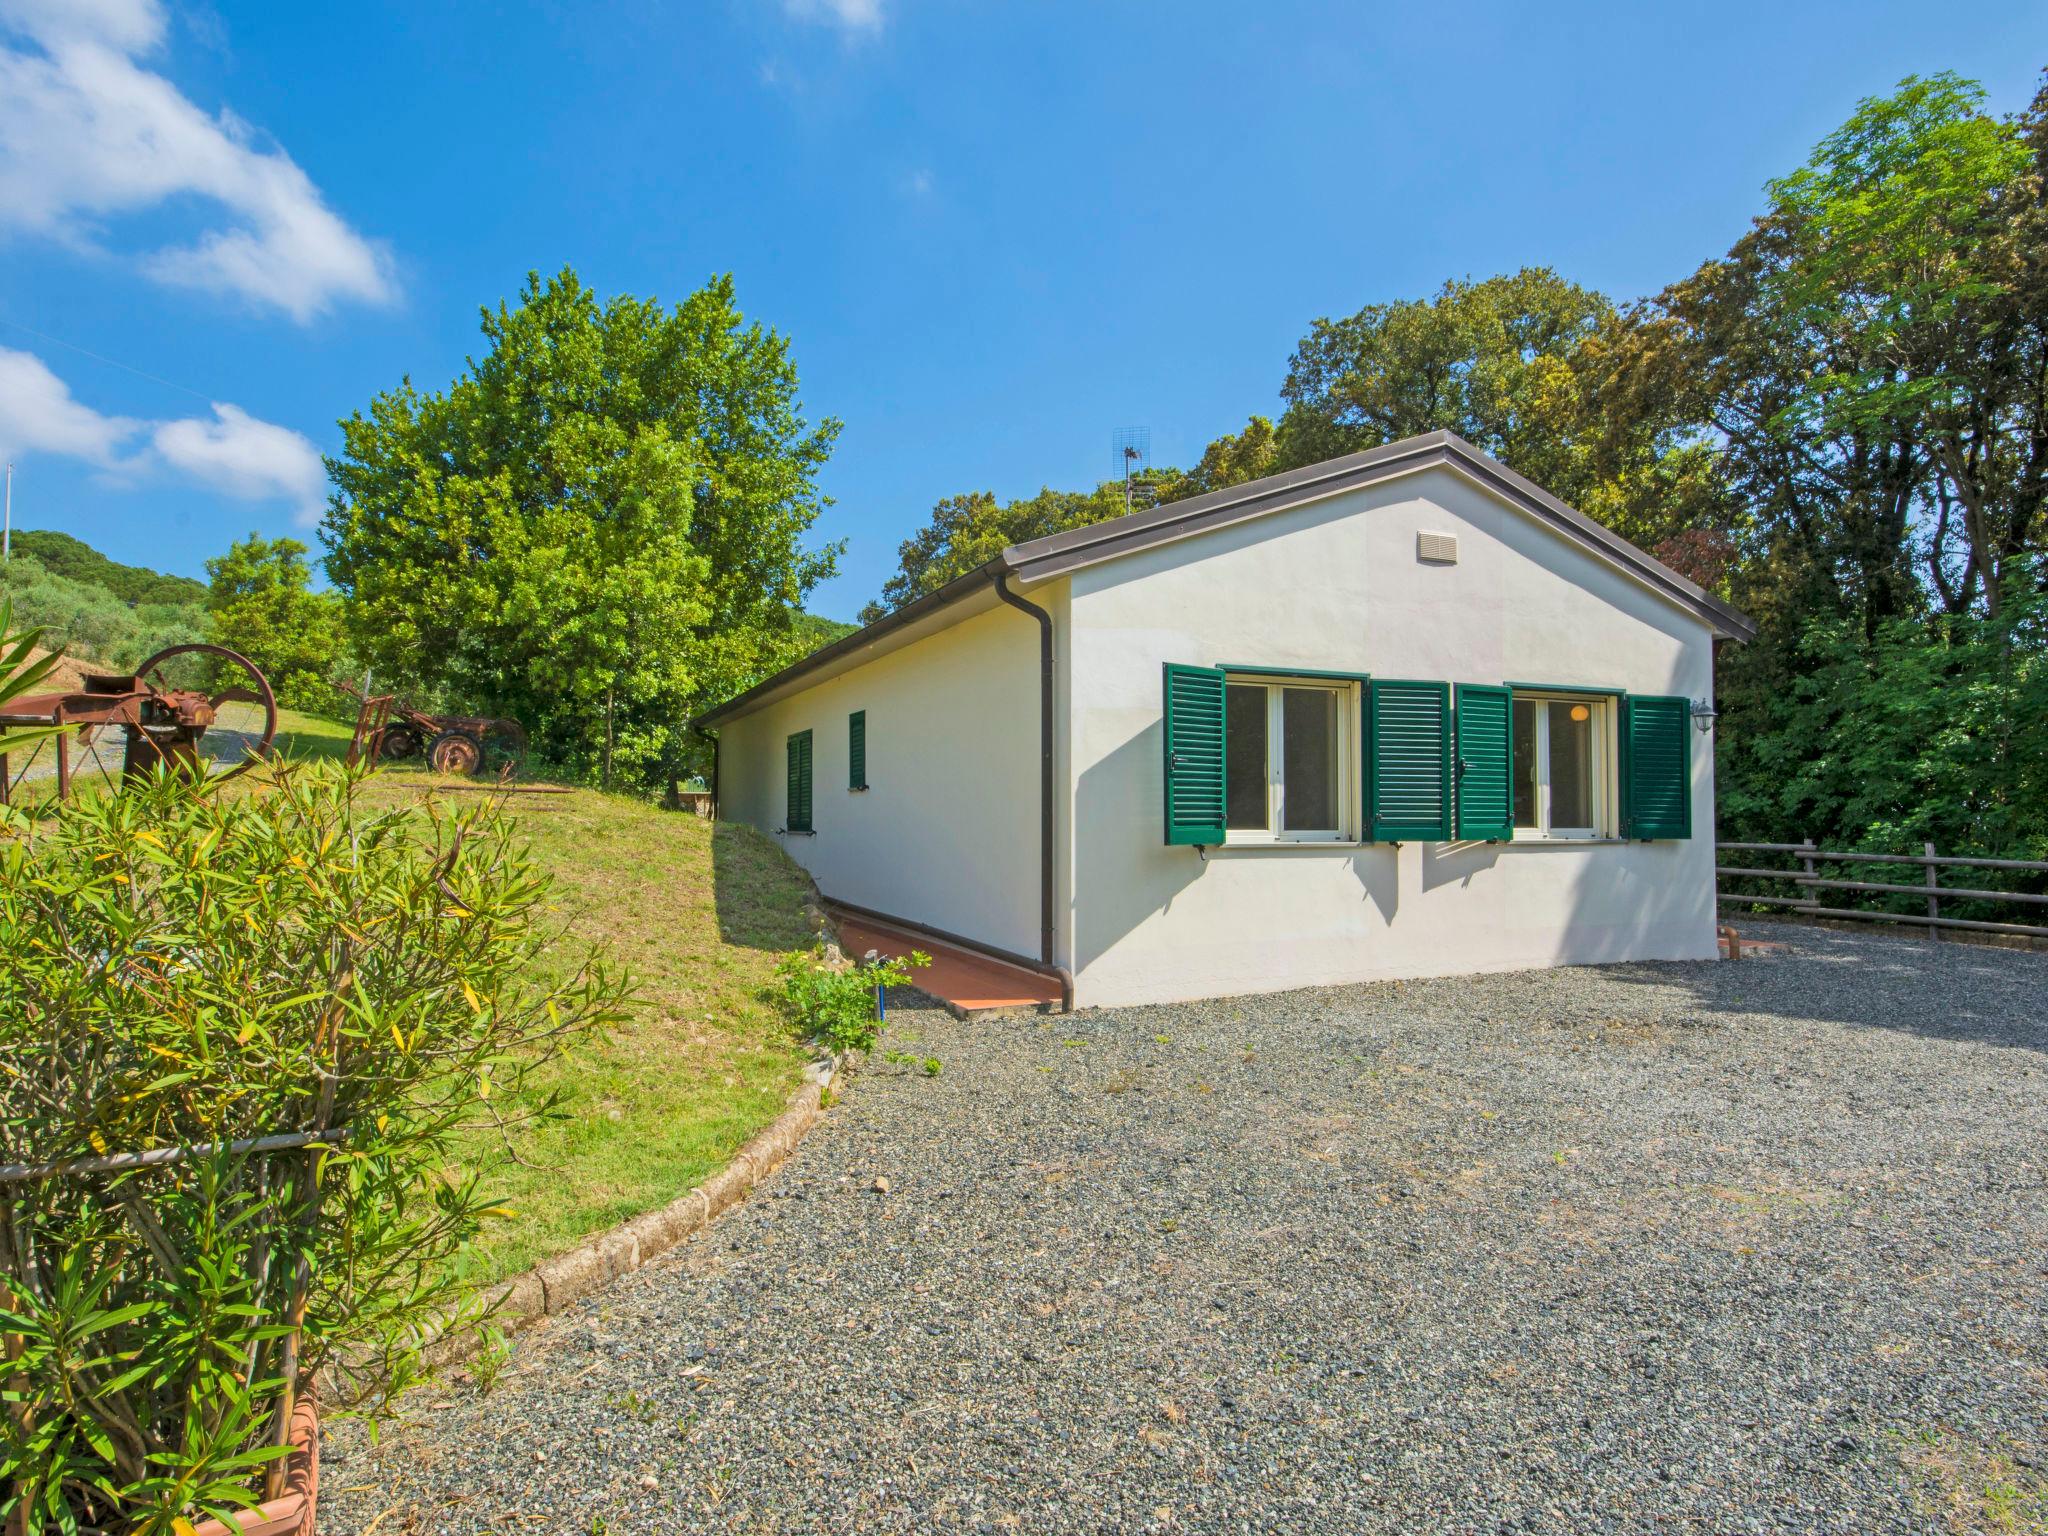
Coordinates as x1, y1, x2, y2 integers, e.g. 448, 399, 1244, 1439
993, 570, 1076, 1012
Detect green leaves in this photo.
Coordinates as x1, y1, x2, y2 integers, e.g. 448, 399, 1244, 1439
0, 759, 633, 1531
323, 266, 841, 784
203, 534, 350, 715
774, 946, 930, 1055
0, 600, 64, 759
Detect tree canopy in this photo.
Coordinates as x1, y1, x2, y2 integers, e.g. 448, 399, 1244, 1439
858, 71, 2048, 862
323, 267, 841, 783
204, 533, 348, 713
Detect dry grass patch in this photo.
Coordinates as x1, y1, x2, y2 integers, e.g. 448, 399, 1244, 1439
1899, 1427, 2048, 1535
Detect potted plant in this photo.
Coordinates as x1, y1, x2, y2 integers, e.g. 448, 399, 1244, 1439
0, 622, 629, 1534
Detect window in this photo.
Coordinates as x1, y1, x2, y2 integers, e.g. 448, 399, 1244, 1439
784, 729, 813, 833
1223, 677, 1352, 841
1511, 695, 1609, 838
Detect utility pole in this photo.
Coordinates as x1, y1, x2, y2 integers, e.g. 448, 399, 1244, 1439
3, 463, 11, 562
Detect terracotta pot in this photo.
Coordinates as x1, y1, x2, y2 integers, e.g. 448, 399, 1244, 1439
186, 1397, 320, 1536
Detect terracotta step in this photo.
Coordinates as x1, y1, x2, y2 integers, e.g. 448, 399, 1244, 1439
828, 909, 1063, 1014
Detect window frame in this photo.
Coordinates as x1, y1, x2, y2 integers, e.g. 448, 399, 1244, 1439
1221, 672, 1358, 846
1510, 691, 1613, 841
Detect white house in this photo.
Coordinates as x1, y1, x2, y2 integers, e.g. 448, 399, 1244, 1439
695, 431, 1755, 1010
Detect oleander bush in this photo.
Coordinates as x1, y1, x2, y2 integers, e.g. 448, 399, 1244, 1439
0, 734, 630, 1533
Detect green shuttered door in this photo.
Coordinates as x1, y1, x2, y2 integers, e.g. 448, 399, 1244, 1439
848, 710, 866, 790
1162, 663, 1227, 845
1453, 683, 1512, 841
1620, 695, 1691, 839
1369, 680, 1451, 842
785, 729, 813, 832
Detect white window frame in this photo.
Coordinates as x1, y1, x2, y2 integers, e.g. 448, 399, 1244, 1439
1222, 674, 1356, 845
1512, 692, 1613, 841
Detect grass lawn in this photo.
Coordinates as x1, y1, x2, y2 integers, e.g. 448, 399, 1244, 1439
269, 707, 821, 1285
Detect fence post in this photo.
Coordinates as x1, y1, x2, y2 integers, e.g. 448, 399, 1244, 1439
1924, 840, 1939, 942
1798, 836, 1816, 912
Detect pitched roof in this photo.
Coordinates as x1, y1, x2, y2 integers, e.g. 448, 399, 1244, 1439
694, 430, 1755, 727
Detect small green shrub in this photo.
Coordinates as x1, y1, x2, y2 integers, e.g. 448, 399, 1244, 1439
774, 946, 929, 1054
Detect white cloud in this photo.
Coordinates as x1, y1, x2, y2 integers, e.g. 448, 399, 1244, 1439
0, 0, 395, 321
152, 403, 326, 525
782, 0, 883, 35
0, 346, 327, 524
0, 346, 140, 466
0, 0, 163, 52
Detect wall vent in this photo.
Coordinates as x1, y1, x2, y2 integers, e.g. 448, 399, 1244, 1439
1417, 530, 1459, 564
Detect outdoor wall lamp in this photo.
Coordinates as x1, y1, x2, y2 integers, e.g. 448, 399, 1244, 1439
1690, 697, 1718, 734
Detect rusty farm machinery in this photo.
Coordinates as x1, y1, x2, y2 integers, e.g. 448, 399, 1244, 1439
333, 680, 527, 777
0, 642, 278, 806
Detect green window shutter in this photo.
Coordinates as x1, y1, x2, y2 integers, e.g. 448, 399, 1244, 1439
1453, 684, 1513, 841
1368, 680, 1451, 842
1162, 663, 1226, 846
1619, 694, 1691, 839
848, 710, 867, 790
785, 729, 813, 832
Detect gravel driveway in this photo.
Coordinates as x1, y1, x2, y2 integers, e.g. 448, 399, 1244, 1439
321, 925, 2048, 1535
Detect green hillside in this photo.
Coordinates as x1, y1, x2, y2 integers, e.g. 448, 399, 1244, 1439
8, 530, 208, 606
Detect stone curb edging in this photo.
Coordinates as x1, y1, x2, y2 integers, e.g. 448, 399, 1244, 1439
423, 1054, 839, 1368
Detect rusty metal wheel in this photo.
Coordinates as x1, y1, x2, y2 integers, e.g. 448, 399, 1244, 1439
378, 723, 423, 761
428, 729, 484, 776
127, 643, 278, 787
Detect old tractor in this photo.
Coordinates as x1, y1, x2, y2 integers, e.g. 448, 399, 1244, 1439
0, 643, 278, 805
332, 681, 526, 777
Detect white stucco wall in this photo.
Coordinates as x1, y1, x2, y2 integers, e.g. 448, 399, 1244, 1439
715, 604, 1041, 959
1064, 461, 1721, 1008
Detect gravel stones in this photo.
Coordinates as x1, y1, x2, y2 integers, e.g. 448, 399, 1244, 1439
320, 926, 2047, 1534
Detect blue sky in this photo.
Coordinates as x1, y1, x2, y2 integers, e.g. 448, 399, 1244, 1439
0, 0, 2041, 622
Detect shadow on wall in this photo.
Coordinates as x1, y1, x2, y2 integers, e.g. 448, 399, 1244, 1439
1071, 717, 1202, 974
710, 818, 819, 954
1421, 840, 1504, 893
1598, 923, 2048, 1056
1070, 716, 1408, 972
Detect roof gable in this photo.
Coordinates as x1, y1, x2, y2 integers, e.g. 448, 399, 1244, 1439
1003, 431, 1753, 639
694, 431, 1753, 727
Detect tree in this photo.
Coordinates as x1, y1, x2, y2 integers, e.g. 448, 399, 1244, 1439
1276, 269, 1605, 473
205, 533, 347, 713
1174, 415, 1279, 499
861, 416, 1291, 622
859, 481, 1137, 623
324, 268, 840, 784
1761, 72, 2044, 617
1274, 268, 1723, 555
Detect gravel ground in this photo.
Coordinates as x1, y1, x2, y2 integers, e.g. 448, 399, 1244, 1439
321, 924, 2048, 1535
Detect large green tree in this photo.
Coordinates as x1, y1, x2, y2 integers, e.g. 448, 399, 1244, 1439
323, 268, 840, 783
1763, 72, 2044, 617
1611, 72, 2048, 856
204, 533, 348, 713
1277, 267, 1725, 556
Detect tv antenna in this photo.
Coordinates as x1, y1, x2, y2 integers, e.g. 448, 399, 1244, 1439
1111, 427, 1154, 509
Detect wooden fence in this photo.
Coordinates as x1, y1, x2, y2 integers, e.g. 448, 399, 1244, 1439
1717, 841, 2048, 940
